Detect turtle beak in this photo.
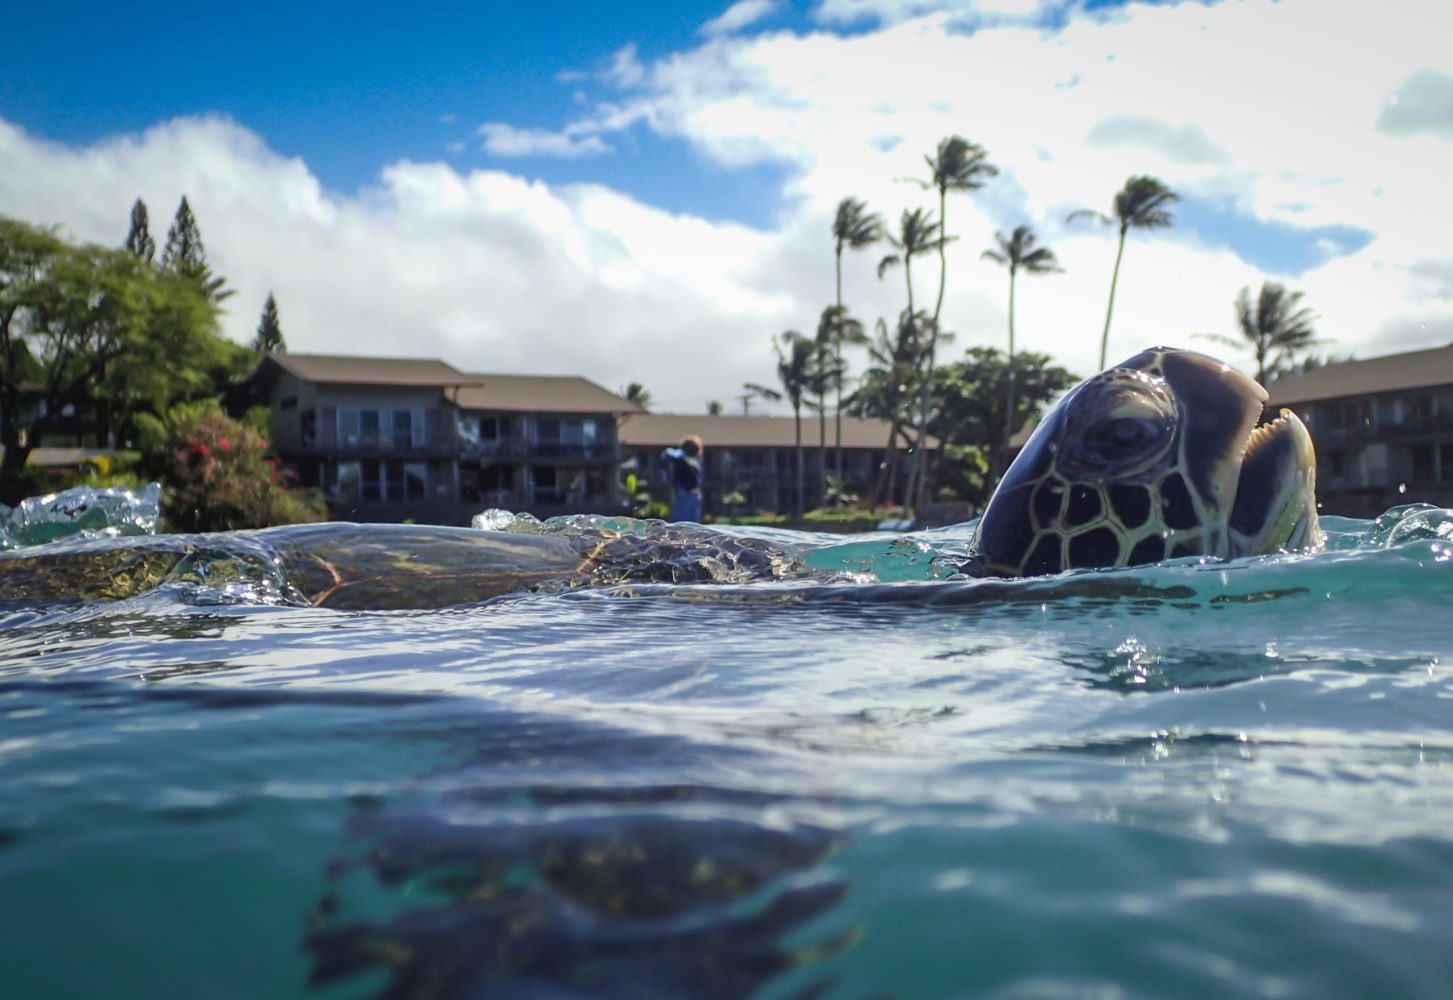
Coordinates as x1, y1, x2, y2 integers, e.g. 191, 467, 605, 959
1228, 408, 1323, 556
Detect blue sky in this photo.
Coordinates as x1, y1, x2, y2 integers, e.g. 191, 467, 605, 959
1, 0, 1448, 408
7, 0, 1188, 230
4, 1, 810, 223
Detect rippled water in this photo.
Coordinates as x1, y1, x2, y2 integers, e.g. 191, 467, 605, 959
3, 498, 1453, 998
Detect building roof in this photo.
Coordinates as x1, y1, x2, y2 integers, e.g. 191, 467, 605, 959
452, 375, 643, 415
1265, 343, 1453, 406
618, 413, 934, 450
266, 352, 482, 387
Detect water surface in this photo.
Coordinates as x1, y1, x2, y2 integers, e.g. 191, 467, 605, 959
3, 500, 1453, 998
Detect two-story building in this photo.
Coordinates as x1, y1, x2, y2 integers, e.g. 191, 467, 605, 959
1266, 343, 1453, 515
255, 352, 641, 524
618, 412, 919, 516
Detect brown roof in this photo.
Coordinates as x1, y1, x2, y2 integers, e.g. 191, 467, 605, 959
453, 375, 642, 414
618, 413, 933, 450
267, 352, 481, 387
1265, 343, 1453, 406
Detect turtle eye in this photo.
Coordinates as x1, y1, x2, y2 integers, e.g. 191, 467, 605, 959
1093, 416, 1157, 453
1058, 369, 1176, 480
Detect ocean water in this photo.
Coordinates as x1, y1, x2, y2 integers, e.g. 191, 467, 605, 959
3, 492, 1453, 999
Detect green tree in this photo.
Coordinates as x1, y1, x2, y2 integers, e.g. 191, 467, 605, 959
981, 225, 1062, 453
0, 217, 245, 494
161, 196, 232, 305
124, 198, 156, 263
876, 208, 941, 507
252, 292, 285, 354
929, 347, 1079, 505
815, 304, 866, 495
849, 309, 926, 507
707, 400, 723, 416
1201, 280, 1320, 385
830, 197, 882, 480
902, 136, 997, 508
1068, 175, 1179, 369
772, 330, 824, 517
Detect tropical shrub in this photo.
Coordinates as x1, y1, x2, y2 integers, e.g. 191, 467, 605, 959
137, 401, 326, 532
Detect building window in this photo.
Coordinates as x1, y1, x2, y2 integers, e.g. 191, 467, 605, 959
392, 410, 414, 450
360, 410, 380, 449
1440, 443, 1453, 484
482, 464, 513, 492
532, 466, 561, 502
385, 459, 406, 498
300, 409, 316, 447
404, 462, 427, 500
361, 459, 382, 501
338, 408, 360, 447
331, 461, 361, 501
425, 409, 442, 447
460, 466, 481, 503
1411, 444, 1435, 484
535, 417, 561, 443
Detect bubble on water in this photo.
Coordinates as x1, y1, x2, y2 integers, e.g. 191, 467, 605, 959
1380, 507, 1453, 549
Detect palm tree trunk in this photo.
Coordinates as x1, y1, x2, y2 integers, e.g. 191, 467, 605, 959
794, 404, 804, 517
908, 187, 950, 511
816, 388, 827, 509
1098, 225, 1128, 370
834, 245, 845, 487
1003, 266, 1018, 451
834, 381, 845, 486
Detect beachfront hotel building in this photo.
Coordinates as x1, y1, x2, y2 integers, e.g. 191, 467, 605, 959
251, 352, 924, 525
617, 412, 916, 517
1266, 343, 1453, 515
254, 352, 642, 524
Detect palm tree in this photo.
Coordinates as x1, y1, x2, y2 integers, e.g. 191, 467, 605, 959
877, 209, 941, 506
902, 136, 997, 507
833, 197, 884, 310
1201, 281, 1320, 385
622, 382, 652, 409
982, 225, 1062, 453
877, 207, 941, 316
1067, 174, 1179, 369
707, 400, 723, 416
830, 197, 882, 481
862, 309, 927, 507
774, 330, 822, 517
816, 304, 866, 495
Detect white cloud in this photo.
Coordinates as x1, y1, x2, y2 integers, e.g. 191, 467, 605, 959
1085, 116, 1231, 167
701, 0, 779, 37
477, 122, 610, 158
606, 44, 647, 88
1377, 69, 1453, 140
2, 0, 1451, 412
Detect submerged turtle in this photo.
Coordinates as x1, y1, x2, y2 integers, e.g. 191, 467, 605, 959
0, 520, 815, 611
964, 346, 1323, 577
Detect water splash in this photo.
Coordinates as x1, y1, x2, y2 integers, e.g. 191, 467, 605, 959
0, 482, 161, 550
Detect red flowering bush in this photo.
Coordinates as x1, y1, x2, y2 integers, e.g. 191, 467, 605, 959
138, 401, 327, 532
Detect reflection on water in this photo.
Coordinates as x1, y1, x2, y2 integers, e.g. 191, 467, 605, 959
2, 503, 1453, 997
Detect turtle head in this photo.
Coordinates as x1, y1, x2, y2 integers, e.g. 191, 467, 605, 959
967, 347, 1322, 577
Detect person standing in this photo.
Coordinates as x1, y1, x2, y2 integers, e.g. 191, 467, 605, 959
662, 435, 704, 522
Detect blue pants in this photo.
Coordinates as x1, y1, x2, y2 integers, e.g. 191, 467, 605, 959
669, 490, 702, 523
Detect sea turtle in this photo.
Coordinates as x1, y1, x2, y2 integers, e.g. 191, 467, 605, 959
963, 346, 1323, 578
0, 520, 816, 611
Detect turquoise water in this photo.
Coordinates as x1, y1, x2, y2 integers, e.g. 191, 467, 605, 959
3, 500, 1453, 998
